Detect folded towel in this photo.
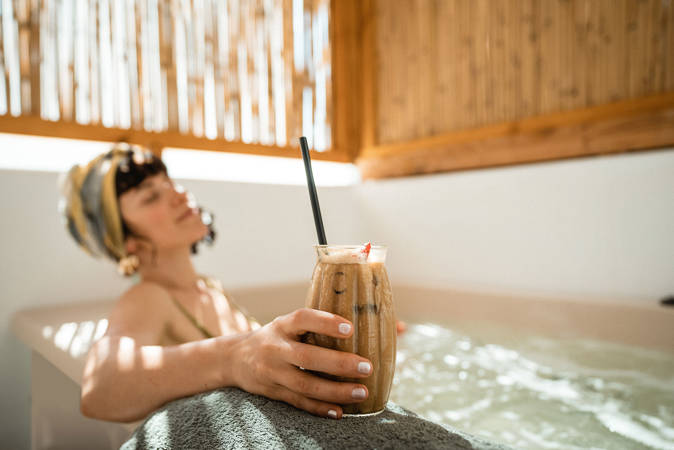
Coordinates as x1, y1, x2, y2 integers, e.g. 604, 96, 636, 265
121, 388, 511, 450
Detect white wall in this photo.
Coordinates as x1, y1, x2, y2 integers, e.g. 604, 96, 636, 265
357, 149, 674, 301
2, 147, 673, 448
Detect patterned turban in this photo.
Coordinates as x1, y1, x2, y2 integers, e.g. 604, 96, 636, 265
58, 144, 151, 262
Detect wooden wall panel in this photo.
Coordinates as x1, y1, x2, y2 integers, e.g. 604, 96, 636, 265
374, 0, 674, 145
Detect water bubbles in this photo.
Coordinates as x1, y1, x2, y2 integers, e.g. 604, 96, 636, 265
416, 324, 441, 338
500, 431, 516, 442
497, 375, 515, 386
390, 321, 674, 450
500, 411, 519, 420
457, 339, 472, 351
443, 354, 459, 366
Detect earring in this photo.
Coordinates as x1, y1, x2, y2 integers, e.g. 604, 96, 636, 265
117, 254, 140, 276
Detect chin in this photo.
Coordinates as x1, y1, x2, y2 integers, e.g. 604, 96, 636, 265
176, 219, 209, 246
194, 222, 210, 241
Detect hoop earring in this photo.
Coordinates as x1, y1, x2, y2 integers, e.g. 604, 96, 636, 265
117, 254, 140, 276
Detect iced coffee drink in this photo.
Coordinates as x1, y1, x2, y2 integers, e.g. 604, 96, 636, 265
303, 244, 396, 415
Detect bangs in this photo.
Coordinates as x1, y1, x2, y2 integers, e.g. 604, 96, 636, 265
115, 150, 168, 197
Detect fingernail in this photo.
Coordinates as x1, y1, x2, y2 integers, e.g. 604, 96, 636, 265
338, 323, 351, 335
327, 409, 338, 419
357, 362, 372, 374
352, 387, 367, 399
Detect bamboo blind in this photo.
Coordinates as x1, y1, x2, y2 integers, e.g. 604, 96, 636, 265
0, 0, 332, 151
375, 0, 674, 145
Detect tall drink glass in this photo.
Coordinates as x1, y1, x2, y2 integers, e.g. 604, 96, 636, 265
303, 245, 396, 416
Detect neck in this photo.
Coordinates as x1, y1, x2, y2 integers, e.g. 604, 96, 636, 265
137, 246, 201, 292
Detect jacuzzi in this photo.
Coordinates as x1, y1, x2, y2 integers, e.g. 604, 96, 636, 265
13, 282, 674, 449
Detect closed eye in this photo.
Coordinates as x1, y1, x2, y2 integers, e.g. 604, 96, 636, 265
143, 192, 160, 204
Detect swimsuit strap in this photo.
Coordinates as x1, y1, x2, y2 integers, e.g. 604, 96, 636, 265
168, 293, 214, 339
169, 275, 260, 339
200, 276, 261, 328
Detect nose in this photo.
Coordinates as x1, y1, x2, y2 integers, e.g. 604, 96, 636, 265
170, 183, 189, 205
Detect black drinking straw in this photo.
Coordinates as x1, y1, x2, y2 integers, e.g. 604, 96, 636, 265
299, 136, 328, 245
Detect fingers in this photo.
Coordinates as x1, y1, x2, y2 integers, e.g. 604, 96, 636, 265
273, 385, 343, 419
276, 308, 353, 339
276, 366, 369, 405
396, 320, 407, 335
284, 341, 372, 378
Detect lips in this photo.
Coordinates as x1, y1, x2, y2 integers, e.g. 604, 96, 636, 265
176, 207, 197, 223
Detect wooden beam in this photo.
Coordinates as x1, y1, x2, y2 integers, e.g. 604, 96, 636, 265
359, 0, 376, 151
357, 92, 674, 179
0, 114, 351, 162
330, 0, 368, 161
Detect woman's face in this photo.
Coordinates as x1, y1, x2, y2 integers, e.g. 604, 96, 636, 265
118, 172, 208, 251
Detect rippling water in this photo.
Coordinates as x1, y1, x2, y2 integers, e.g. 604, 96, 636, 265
390, 323, 674, 450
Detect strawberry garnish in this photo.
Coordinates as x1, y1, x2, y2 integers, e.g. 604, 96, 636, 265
360, 242, 372, 257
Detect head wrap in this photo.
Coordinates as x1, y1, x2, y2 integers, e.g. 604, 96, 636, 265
58, 144, 149, 262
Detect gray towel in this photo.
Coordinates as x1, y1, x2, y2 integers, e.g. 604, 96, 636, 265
121, 388, 512, 450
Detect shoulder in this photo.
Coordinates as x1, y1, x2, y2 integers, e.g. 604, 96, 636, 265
105, 281, 173, 342
114, 281, 175, 314
121, 280, 173, 303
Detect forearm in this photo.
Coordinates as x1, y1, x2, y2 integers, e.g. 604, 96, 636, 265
81, 333, 246, 422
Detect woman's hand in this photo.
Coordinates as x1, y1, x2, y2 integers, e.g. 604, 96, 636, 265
230, 308, 373, 419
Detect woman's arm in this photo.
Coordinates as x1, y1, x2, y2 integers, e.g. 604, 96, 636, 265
80, 282, 242, 422
81, 331, 243, 422
81, 284, 373, 422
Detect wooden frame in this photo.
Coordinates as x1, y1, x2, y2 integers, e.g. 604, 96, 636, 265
356, 92, 674, 179
0, 114, 350, 161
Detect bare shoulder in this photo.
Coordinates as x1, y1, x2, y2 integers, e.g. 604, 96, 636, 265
119, 281, 173, 307
105, 281, 173, 343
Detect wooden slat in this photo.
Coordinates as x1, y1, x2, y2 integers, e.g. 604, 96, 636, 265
17, 0, 31, 114
212, 0, 225, 138
218, 0, 232, 139
161, 0, 178, 130
138, 0, 150, 130
318, 0, 331, 149
0, 3, 7, 115
269, 0, 282, 145
258, 0, 271, 145
0, 113, 350, 161
126, 0, 141, 128
357, 93, 674, 179
149, 0, 163, 132
59, 0, 74, 121
359, 0, 376, 151
70, 0, 78, 124
192, 0, 204, 137
88, 0, 98, 124
668, 1, 674, 91
292, 0, 304, 145
330, 0, 363, 159
229, 0, 241, 141
282, 0, 294, 146
6, 0, 20, 115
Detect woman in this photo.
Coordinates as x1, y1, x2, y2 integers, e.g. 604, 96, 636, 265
60, 144, 383, 423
